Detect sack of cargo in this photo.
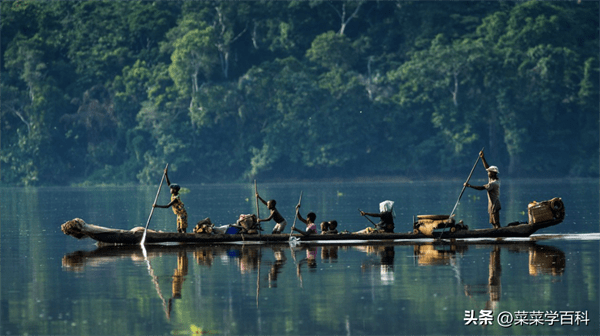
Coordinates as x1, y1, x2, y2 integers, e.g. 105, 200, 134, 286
236, 214, 259, 234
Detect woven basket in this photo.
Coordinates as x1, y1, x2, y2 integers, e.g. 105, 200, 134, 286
528, 201, 555, 223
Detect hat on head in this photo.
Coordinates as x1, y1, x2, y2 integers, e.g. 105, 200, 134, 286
486, 166, 499, 174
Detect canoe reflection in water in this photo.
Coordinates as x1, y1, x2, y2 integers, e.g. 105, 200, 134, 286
62, 241, 565, 318
413, 242, 566, 311
356, 246, 396, 284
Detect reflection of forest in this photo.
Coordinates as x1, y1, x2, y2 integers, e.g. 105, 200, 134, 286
62, 241, 566, 318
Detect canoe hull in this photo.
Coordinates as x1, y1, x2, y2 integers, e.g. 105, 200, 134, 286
62, 217, 564, 245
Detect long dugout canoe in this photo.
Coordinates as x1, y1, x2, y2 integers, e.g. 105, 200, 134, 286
61, 215, 564, 245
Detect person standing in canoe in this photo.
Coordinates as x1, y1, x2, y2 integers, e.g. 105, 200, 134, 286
153, 167, 188, 233
464, 150, 501, 229
256, 193, 287, 234
360, 200, 395, 233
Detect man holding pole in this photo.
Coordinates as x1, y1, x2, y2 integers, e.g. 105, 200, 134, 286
153, 166, 188, 233
464, 150, 502, 229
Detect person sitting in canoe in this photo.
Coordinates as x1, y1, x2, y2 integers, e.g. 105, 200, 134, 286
320, 221, 329, 234
153, 167, 188, 233
320, 220, 339, 234
326, 220, 338, 234
256, 193, 287, 234
293, 204, 317, 236
464, 150, 502, 229
359, 200, 395, 233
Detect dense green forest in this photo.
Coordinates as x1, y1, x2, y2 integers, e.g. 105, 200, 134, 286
1, 0, 598, 186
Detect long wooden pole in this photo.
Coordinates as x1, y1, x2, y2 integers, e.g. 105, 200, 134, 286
449, 148, 484, 218
289, 191, 303, 240
439, 148, 484, 240
255, 180, 261, 236
254, 180, 260, 220
141, 163, 168, 245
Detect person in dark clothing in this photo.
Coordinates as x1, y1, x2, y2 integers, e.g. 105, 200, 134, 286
359, 200, 395, 233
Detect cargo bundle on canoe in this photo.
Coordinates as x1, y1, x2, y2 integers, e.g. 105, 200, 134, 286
60, 198, 565, 245
412, 197, 565, 236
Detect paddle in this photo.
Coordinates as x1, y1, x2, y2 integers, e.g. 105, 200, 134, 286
141, 163, 169, 245
440, 148, 483, 239
289, 191, 303, 241
358, 208, 377, 227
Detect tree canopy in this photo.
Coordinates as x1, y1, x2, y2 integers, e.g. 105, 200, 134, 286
1, 0, 598, 186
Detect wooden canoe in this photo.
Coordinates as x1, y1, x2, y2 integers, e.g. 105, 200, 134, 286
61, 214, 564, 245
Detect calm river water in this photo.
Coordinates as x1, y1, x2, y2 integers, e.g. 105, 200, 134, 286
1, 179, 598, 335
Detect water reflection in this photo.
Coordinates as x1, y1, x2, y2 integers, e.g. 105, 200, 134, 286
268, 246, 287, 288
61, 242, 569, 333
410, 241, 565, 276
461, 246, 501, 311
528, 244, 565, 276
411, 241, 566, 312
60, 241, 571, 334
171, 251, 188, 299
63, 241, 565, 311
357, 246, 395, 284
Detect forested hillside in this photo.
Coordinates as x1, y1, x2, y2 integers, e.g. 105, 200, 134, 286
1, 0, 598, 186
